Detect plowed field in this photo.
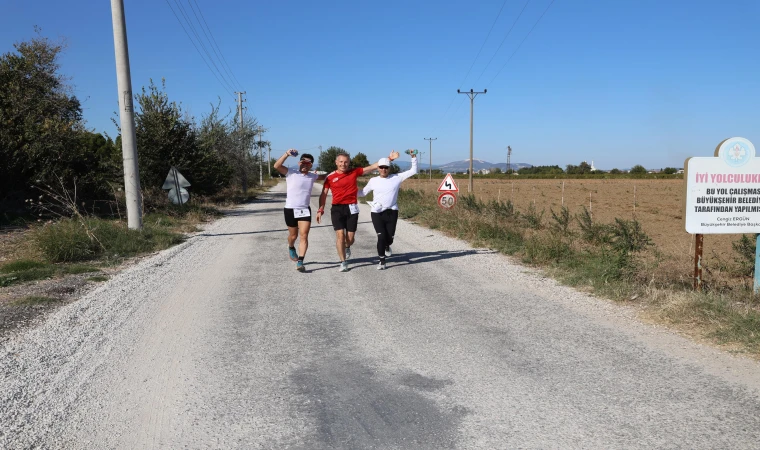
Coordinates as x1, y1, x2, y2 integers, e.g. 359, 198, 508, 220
404, 178, 742, 279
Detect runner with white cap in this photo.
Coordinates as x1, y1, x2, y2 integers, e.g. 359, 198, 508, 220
358, 149, 418, 270
317, 150, 400, 272
274, 149, 325, 272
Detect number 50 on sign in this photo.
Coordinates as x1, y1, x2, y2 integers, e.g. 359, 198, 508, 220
438, 192, 457, 209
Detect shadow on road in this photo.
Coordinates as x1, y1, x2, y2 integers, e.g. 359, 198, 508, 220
304, 249, 494, 272
197, 222, 374, 237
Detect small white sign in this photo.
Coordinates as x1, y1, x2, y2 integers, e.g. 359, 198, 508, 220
438, 173, 459, 193
685, 137, 760, 234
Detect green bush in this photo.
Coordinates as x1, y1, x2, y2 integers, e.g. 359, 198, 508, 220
486, 199, 514, 220
610, 218, 653, 254
550, 206, 572, 235
523, 233, 571, 264
33, 217, 184, 263
460, 194, 483, 214
521, 203, 544, 229
732, 234, 756, 277
576, 207, 612, 244
34, 219, 101, 262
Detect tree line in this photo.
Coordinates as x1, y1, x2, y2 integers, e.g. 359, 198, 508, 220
0, 33, 268, 215
512, 163, 679, 175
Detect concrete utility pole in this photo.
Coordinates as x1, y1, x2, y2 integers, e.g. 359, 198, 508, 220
235, 91, 247, 192
507, 145, 512, 175
457, 88, 487, 193
424, 137, 437, 180
236, 91, 246, 128
111, 0, 142, 230
267, 144, 271, 179
259, 128, 264, 186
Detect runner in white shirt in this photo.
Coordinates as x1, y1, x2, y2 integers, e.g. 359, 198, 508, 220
274, 149, 325, 272
357, 150, 418, 270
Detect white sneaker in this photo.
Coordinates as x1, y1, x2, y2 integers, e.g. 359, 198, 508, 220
339, 261, 349, 272
345, 247, 351, 260
377, 262, 386, 270
385, 246, 392, 257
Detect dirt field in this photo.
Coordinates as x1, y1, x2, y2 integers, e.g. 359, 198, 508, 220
404, 178, 743, 281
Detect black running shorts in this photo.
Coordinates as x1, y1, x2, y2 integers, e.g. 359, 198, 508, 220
330, 204, 359, 232
284, 207, 312, 228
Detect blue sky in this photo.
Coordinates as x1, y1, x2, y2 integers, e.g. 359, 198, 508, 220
3, 0, 759, 170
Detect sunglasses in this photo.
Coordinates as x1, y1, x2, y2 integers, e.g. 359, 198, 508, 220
378, 166, 389, 170
300, 160, 313, 164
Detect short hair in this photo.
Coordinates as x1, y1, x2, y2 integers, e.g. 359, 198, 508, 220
335, 152, 350, 160
300, 153, 314, 163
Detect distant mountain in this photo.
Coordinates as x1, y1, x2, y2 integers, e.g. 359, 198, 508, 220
370, 159, 532, 172
436, 159, 532, 173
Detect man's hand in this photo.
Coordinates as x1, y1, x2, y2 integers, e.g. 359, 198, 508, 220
389, 150, 400, 161
316, 210, 323, 224
287, 148, 298, 157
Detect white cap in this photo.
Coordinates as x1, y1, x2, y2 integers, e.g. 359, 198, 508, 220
378, 157, 390, 167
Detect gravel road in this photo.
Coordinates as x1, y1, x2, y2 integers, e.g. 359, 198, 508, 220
1, 182, 759, 449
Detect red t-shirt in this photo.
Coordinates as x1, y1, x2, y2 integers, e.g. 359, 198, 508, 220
323, 167, 365, 205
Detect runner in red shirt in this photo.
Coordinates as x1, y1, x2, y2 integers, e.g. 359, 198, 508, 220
317, 150, 399, 272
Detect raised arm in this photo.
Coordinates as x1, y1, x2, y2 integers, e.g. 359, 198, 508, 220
273, 149, 298, 176
362, 150, 401, 173
397, 155, 419, 182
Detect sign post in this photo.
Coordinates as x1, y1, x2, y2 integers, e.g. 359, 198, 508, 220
685, 137, 759, 291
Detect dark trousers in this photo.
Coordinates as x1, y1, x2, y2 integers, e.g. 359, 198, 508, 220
370, 210, 398, 257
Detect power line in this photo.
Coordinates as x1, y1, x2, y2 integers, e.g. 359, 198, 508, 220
170, 0, 237, 94
487, 0, 557, 88
429, 0, 510, 136
437, 96, 468, 139
458, 0, 510, 90
164, 0, 234, 97
473, 0, 532, 86
188, 0, 245, 91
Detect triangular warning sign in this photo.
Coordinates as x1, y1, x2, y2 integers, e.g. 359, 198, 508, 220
437, 173, 459, 192
162, 166, 191, 190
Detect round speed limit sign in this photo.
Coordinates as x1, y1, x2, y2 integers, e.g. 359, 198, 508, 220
438, 192, 457, 209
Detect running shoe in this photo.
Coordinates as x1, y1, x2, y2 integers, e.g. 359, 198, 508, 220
339, 261, 349, 272
385, 246, 392, 257
345, 246, 351, 260
377, 262, 386, 270
288, 247, 298, 261
296, 261, 305, 272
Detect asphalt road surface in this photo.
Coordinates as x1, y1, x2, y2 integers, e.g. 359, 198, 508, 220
1, 181, 759, 449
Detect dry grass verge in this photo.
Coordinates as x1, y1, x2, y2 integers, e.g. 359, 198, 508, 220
394, 188, 760, 358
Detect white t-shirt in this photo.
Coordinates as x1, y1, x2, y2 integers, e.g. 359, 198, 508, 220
285, 168, 319, 209
357, 158, 418, 213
